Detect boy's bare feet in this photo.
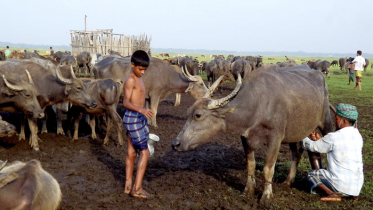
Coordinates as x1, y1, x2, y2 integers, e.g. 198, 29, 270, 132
124, 181, 132, 194
131, 188, 151, 199
320, 193, 341, 202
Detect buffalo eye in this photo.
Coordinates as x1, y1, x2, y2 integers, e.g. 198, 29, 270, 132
76, 86, 82, 91
195, 113, 201, 119
25, 94, 31, 98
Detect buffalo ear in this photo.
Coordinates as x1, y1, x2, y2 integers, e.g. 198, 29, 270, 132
64, 86, 72, 95
1, 87, 16, 96
217, 106, 236, 118
185, 83, 194, 93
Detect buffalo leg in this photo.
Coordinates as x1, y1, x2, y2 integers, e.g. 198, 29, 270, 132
88, 114, 97, 140
103, 114, 113, 145
148, 94, 160, 127
284, 142, 304, 185
56, 103, 65, 135
261, 135, 282, 204
28, 117, 40, 151
174, 93, 181, 107
241, 136, 256, 197
41, 111, 48, 134
19, 115, 27, 141
107, 106, 124, 146
72, 112, 82, 141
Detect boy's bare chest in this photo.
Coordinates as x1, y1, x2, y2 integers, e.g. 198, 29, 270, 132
134, 79, 145, 93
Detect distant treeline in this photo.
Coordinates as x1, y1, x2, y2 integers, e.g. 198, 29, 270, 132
153, 48, 373, 58
1, 41, 371, 58
0, 41, 71, 50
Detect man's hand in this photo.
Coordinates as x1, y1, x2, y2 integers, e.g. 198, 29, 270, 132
310, 131, 322, 141
139, 108, 154, 120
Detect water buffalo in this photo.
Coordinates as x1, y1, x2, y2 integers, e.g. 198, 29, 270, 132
371, 63, 373, 69
230, 59, 252, 79
68, 78, 123, 145
276, 60, 298, 68
59, 55, 77, 67
364, 58, 369, 71
0, 116, 16, 137
93, 56, 209, 127
172, 64, 333, 205
53, 51, 67, 63
0, 159, 62, 210
331, 60, 338, 67
76, 51, 92, 77
315, 60, 331, 78
179, 57, 199, 75
339, 58, 346, 72
0, 66, 44, 119
0, 60, 97, 150
23, 51, 44, 59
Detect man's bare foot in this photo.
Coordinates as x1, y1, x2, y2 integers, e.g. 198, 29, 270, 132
320, 193, 341, 202
131, 188, 151, 199
124, 182, 132, 194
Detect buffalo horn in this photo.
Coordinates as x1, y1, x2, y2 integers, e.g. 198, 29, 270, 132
25, 69, 34, 84
2, 75, 23, 91
55, 66, 73, 85
207, 72, 242, 109
70, 65, 77, 79
181, 66, 197, 82
203, 75, 225, 98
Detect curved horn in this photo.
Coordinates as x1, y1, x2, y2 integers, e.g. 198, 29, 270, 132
55, 66, 73, 85
181, 66, 197, 82
2, 75, 23, 91
70, 65, 77, 79
25, 69, 34, 84
207, 72, 242, 109
203, 75, 225, 98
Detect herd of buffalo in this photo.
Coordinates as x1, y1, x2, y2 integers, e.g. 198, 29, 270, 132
0, 48, 367, 208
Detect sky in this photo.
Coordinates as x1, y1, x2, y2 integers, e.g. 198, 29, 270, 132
2, 0, 372, 54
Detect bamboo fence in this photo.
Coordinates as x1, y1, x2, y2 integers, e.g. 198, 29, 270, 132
70, 29, 151, 56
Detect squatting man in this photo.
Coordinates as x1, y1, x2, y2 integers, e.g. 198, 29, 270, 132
302, 103, 364, 202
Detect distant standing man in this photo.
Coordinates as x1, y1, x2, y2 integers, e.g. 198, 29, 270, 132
50, 47, 54, 58
302, 103, 364, 202
352, 50, 366, 90
4, 46, 11, 59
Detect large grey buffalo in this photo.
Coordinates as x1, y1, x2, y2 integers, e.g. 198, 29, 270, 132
0, 67, 45, 119
68, 78, 123, 145
0, 60, 97, 151
0, 159, 62, 210
76, 51, 92, 77
339, 58, 346, 72
172, 64, 333, 204
93, 56, 209, 127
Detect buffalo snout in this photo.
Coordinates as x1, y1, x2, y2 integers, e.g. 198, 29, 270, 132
87, 101, 98, 109
172, 139, 180, 151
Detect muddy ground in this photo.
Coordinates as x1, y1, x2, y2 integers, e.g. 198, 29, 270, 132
0, 83, 371, 210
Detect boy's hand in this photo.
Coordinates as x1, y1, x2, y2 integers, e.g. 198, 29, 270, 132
140, 108, 154, 119
310, 131, 322, 141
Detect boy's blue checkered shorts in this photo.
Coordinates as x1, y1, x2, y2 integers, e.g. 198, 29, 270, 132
123, 110, 149, 151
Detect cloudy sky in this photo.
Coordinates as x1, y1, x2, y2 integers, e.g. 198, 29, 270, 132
2, 0, 372, 53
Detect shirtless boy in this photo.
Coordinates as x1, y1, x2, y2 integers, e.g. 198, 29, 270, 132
123, 50, 154, 198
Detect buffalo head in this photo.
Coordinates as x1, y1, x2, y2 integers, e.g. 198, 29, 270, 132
172, 73, 242, 151
1, 70, 44, 119
56, 65, 97, 109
